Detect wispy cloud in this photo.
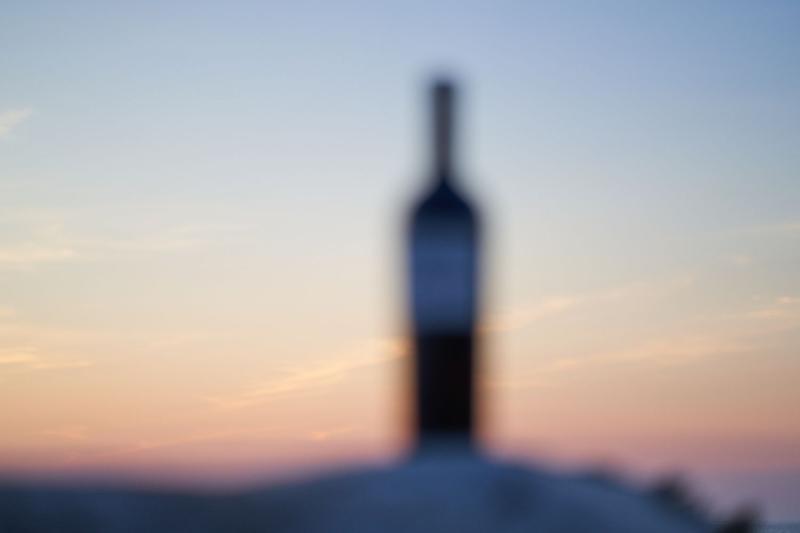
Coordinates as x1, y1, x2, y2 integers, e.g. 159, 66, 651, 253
0, 210, 251, 270
489, 295, 800, 391
482, 275, 696, 335
75, 426, 281, 462
488, 335, 752, 391
482, 296, 582, 333
0, 108, 32, 139
40, 425, 89, 442
0, 350, 91, 372
84, 223, 250, 254
744, 295, 800, 325
0, 245, 78, 268
729, 254, 754, 267
739, 220, 800, 236
598, 335, 752, 367
0, 311, 95, 374
308, 426, 355, 442
209, 338, 406, 410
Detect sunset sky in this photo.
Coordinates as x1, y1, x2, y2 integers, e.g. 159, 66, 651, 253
1, 0, 799, 522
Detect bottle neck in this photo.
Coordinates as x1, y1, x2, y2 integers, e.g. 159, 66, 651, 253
432, 81, 455, 185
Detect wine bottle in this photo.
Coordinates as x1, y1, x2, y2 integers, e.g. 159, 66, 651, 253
408, 80, 481, 452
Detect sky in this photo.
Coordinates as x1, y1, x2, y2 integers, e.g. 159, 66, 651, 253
1, 0, 799, 522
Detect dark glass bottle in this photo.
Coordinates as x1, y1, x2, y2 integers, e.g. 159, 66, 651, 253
408, 80, 481, 452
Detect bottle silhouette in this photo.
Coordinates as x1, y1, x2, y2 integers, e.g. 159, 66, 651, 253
408, 80, 481, 452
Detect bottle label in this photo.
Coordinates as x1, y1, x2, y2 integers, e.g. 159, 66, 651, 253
411, 224, 476, 334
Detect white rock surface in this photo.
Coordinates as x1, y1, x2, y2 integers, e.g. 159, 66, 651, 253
0, 455, 713, 533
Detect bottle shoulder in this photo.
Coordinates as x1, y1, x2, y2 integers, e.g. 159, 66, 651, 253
412, 181, 476, 218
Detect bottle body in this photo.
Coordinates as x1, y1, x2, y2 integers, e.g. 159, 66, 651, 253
409, 180, 480, 450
